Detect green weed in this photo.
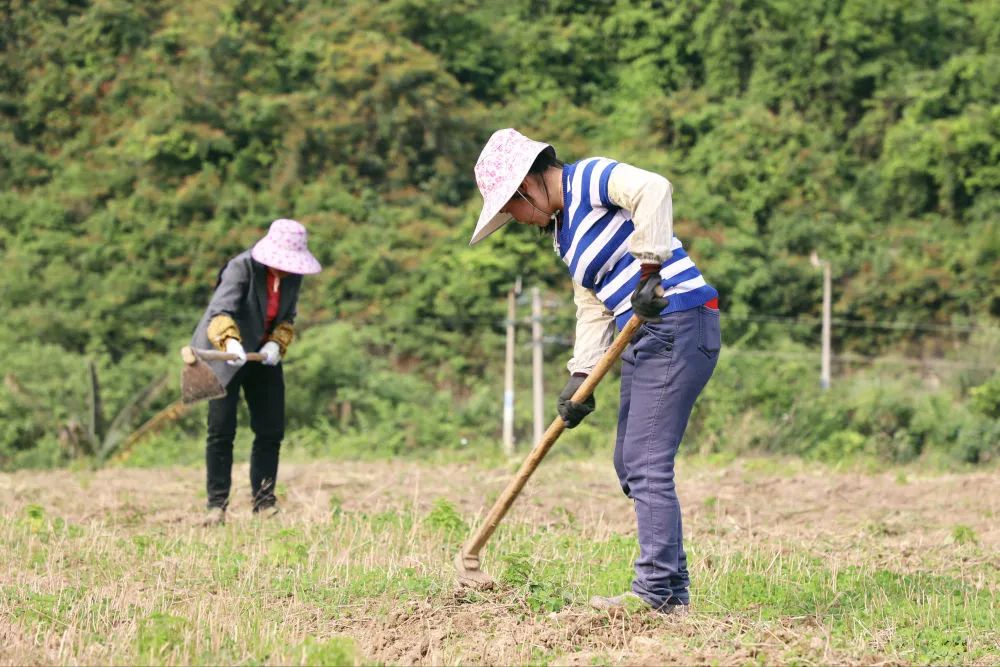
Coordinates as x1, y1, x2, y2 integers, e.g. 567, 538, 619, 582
951, 524, 978, 545
267, 531, 310, 567
211, 550, 248, 587
329, 494, 343, 518
136, 612, 189, 663
17, 504, 83, 540
13, 590, 78, 631
424, 498, 467, 534
369, 509, 414, 533
291, 636, 357, 666
499, 551, 572, 612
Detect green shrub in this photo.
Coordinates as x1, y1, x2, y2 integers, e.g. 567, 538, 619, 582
3, 0, 999, 472
969, 374, 1000, 419
423, 498, 467, 535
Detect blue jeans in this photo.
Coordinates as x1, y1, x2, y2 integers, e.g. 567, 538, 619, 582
614, 305, 720, 608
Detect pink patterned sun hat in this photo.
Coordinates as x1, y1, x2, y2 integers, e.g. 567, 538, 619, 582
469, 128, 553, 245
251, 219, 322, 275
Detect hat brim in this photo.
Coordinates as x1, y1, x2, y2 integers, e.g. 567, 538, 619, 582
469, 209, 514, 246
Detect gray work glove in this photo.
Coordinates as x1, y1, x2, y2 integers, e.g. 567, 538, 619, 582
557, 374, 595, 429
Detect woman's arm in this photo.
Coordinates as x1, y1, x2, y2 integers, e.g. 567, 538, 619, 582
205, 259, 249, 350
266, 322, 295, 356
607, 162, 673, 264
567, 281, 615, 375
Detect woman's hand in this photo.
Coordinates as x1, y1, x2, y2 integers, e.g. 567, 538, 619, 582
558, 374, 595, 428
259, 341, 281, 366
631, 263, 669, 322
224, 338, 247, 367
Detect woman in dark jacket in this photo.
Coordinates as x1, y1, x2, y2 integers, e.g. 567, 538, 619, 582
190, 218, 321, 525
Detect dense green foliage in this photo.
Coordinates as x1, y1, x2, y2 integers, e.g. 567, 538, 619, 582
1, 0, 997, 469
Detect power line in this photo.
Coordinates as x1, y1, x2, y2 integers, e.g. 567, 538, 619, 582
721, 313, 994, 333
26, 301, 995, 335
297, 312, 996, 334
718, 348, 993, 370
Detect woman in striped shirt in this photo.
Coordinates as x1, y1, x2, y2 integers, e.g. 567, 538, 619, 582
470, 129, 721, 614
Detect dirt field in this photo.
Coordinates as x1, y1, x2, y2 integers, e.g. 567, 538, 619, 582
2, 457, 998, 665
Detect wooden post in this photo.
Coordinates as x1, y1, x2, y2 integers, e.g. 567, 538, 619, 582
502, 279, 520, 454
811, 252, 832, 390
531, 287, 544, 445
821, 259, 832, 390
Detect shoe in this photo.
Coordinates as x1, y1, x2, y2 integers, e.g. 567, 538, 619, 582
664, 602, 690, 616
589, 592, 689, 615
254, 504, 279, 519
202, 507, 226, 526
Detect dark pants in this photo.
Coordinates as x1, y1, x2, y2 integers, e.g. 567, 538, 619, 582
614, 305, 720, 608
205, 362, 285, 511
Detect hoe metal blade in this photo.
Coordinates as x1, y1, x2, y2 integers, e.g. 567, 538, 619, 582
180, 346, 226, 405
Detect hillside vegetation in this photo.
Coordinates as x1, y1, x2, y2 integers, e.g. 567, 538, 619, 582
1, 0, 999, 469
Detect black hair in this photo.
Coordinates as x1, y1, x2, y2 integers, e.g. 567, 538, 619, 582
527, 145, 563, 176
526, 146, 563, 236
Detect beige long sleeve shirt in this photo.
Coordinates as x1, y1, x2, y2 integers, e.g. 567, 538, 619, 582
565, 162, 674, 375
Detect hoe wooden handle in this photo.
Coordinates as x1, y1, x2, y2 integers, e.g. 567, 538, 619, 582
460, 315, 643, 562
180, 346, 266, 364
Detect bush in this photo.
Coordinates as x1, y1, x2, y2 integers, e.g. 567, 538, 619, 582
3, 0, 999, 471
969, 373, 1000, 419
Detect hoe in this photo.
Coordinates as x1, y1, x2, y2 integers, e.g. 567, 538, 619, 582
455, 315, 642, 587
179, 346, 266, 405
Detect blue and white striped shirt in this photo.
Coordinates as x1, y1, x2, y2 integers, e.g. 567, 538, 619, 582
558, 157, 718, 330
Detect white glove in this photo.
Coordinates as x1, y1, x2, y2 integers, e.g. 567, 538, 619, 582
259, 341, 281, 366
225, 338, 247, 367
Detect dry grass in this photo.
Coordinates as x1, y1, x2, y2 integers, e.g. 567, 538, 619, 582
1, 457, 998, 665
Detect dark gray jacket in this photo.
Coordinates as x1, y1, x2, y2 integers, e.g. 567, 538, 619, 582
190, 250, 302, 389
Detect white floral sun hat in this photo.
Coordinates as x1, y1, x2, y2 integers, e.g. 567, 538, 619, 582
250, 218, 322, 275
469, 128, 553, 245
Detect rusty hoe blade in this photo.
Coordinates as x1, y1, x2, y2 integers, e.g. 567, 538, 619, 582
180, 346, 226, 405
454, 549, 495, 589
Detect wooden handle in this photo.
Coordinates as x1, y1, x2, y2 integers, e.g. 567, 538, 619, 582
196, 349, 267, 362
461, 315, 642, 559
181, 346, 266, 363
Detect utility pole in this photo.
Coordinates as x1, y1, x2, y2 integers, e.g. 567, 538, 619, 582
502, 277, 521, 454
531, 287, 544, 445
811, 252, 832, 390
